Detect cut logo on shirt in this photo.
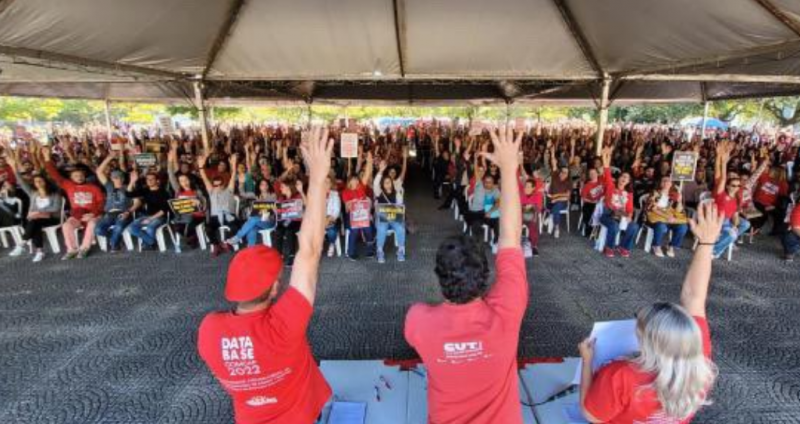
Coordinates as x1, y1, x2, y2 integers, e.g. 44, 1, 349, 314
245, 396, 278, 407
439, 341, 491, 364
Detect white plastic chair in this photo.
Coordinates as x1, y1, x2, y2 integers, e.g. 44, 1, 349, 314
0, 197, 24, 248
42, 201, 66, 254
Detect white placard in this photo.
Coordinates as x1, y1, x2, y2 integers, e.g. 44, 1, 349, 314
341, 133, 359, 158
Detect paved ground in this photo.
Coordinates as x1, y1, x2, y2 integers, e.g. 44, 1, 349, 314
1, 168, 800, 423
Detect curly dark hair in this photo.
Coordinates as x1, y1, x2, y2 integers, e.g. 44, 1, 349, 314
435, 236, 490, 304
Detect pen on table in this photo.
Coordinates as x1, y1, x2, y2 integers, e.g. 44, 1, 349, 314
374, 385, 381, 402
379, 375, 392, 390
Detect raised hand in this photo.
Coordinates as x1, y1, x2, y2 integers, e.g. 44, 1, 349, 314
484, 124, 522, 171
300, 126, 332, 183
601, 146, 613, 168
689, 202, 724, 244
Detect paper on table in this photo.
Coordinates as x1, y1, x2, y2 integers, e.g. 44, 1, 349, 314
328, 401, 367, 424
562, 403, 589, 423
572, 319, 639, 385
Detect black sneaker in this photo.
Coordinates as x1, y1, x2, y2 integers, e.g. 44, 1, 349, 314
346, 255, 358, 262
784, 254, 795, 262
532, 247, 540, 257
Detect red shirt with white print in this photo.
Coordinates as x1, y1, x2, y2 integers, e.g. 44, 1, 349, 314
404, 248, 528, 424
602, 168, 633, 217
198, 287, 331, 424
713, 190, 739, 220
585, 316, 712, 424
581, 180, 605, 204
44, 161, 105, 219
753, 174, 788, 208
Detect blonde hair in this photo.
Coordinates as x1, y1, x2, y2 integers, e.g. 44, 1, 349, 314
631, 303, 718, 420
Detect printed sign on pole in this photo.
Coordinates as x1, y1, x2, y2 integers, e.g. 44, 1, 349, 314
349, 199, 372, 229
671, 151, 698, 182
376, 204, 406, 224
157, 115, 175, 134
340, 133, 359, 158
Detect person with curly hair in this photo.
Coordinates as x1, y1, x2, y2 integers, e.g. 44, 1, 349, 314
404, 124, 527, 424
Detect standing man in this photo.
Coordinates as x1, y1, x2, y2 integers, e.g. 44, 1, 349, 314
405, 125, 527, 424
198, 126, 333, 424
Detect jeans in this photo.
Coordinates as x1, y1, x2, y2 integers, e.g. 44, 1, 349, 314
325, 225, 339, 246
652, 222, 689, 248
95, 213, 132, 249
550, 201, 568, 227
783, 231, 800, 255
581, 202, 596, 237
485, 217, 500, 244
347, 226, 374, 257
600, 211, 640, 251
713, 218, 750, 257
525, 217, 539, 248
127, 216, 166, 247
376, 221, 406, 252
235, 217, 275, 246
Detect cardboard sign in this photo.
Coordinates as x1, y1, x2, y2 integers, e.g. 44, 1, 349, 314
145, 139, 164, 153
157, 115, 175, 134
169, 197, 200, 215
340, 133, 359, 158
671, 151, 698, 182
349, 199, 372, 229
376, 204, 405, 224
133, 153, 157, 168
252, 200, 277, 214
110, 137, 127, 151
278, 199, 303, 221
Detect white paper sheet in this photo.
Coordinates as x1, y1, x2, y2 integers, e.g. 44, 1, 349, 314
572, 319, 639, 385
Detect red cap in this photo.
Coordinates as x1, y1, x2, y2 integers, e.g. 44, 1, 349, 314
225, 246, 284, 302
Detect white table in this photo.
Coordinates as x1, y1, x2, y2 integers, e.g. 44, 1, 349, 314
519, 358, 587, 424
319, 360, 409, 424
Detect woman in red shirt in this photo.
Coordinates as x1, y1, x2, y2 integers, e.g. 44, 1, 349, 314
579, 203, 722, 423
580, 168, 604, 238
519, 170, 544, 257
752, 165, 789, 234
598, 147, 638, 258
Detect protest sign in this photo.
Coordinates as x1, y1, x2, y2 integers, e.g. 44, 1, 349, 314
145, 139, 164, 153
278, 199, 303, 221
110, 137, 127, 151
252, 200, 277, 214
376, 204, 405, 224
169, 197, 200, 215
340, 133, 359, 158
157, 115, 175, 134
133, 153, 157, 168
349, 199, 372, 228
671, 151, 698, 182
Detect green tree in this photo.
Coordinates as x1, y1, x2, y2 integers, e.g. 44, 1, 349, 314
764, 97, 800, 127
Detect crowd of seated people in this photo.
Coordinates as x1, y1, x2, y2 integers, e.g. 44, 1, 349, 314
429, 121, 799, 261
0, 122, 410, 265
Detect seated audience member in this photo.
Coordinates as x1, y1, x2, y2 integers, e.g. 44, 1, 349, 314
168, 150, 207, 249
752, 163, 789, 235
5, 154, 63, 262
94, 153, 136, 252
274, 178, 304, 266
712, 141, 750, 259
519, 166, 545, 257
324, 176, 341, 258
579, 203, 722, 423
0, 179, 21, 228
645, 176, 689, 258
342, 152, 375, 260
580, 168, 604, 237
599, 147, 639, 258
227, 179, 277, 248
126, 171, 170, 250
405, 126, 527, 424
198, 153, 240, 256
374, 174, 406, 263
198, 127, 333, 424
782, 202, 800, 261
548, 146, 572, 238
463, 161, 488, 236
42, 146, 105, 260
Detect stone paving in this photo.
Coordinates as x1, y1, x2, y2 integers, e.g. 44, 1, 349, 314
1, 169, 800, 423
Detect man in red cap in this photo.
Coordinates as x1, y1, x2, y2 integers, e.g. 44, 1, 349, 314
404, 124, 527, 424
198, 126, 334, 424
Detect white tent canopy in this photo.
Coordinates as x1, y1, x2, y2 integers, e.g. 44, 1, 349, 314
1, 0, 800, 104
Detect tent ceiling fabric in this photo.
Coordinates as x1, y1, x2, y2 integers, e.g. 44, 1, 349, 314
1, 0, 800, 103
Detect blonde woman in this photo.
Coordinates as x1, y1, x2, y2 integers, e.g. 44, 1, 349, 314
579, 203, 722, 423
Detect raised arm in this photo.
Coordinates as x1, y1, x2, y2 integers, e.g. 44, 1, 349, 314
360, 151, 373, 187
227, 155, 238, 191
714, 141, 731, 194
486, 124, 523, 249
96, 152, 115, 186
398, 146, 408, 181
40, 146, 68, 188
289, 126, 332, 305
680, 203, 724, 317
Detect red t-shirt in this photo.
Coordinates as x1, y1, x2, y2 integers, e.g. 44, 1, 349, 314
45, 161, 105, 219
753, 175, 788, 208
714, 191, 739, 220
603, 168, 633, 217
404, 248, 529, 424
341, 183, 368, 205
581, 180, 605, 204
0, 164, 16, 186
585, 316, 713, 424
790, 205, 800, 229
197, 288, 331, 424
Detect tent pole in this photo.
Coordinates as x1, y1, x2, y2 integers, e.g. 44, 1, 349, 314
193, 81, 210, 151
595, 76, 611, 157
701, 101, 710, 138
103, 99, 113, 142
